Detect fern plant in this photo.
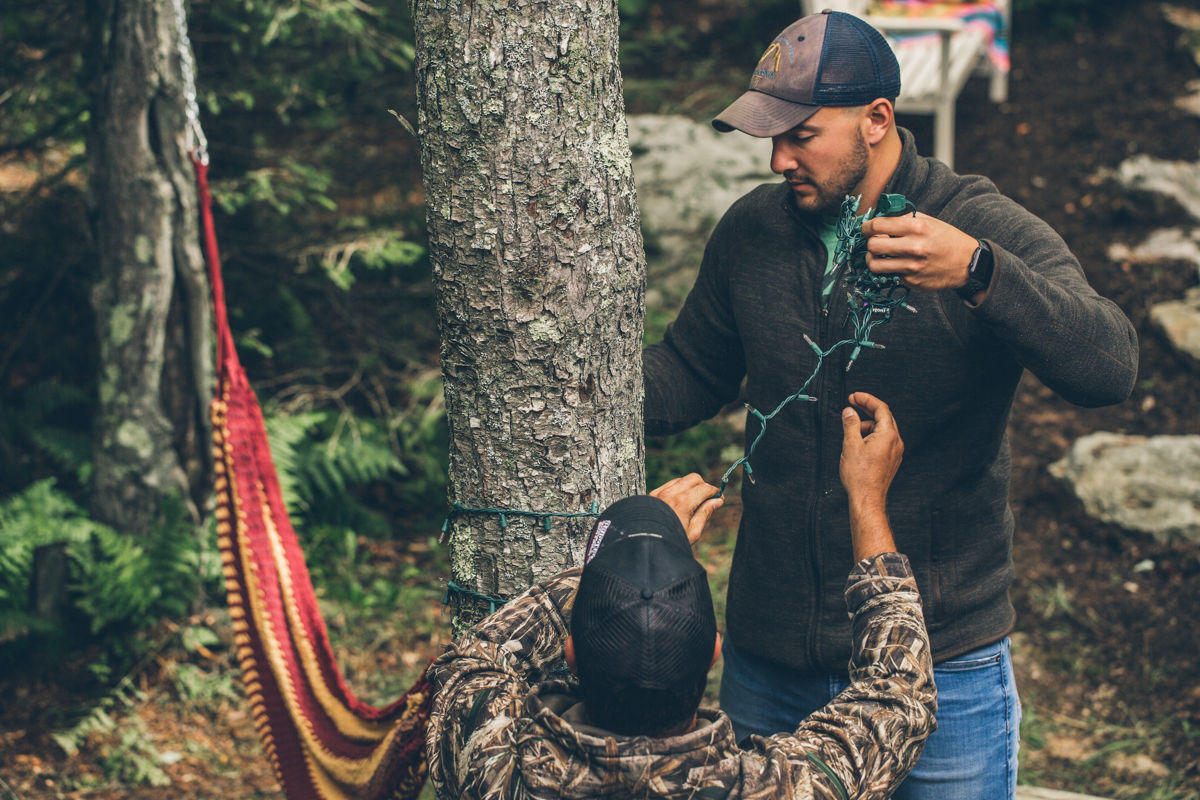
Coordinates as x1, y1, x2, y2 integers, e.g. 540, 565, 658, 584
0, 381, 94, 493
264, 410, 405, 534
0, 480, 215, 643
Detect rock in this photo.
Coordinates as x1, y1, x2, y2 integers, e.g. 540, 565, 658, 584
1107, 752, 1170, 778
1163, 4, 1200, 68
1048, 432, 1200, 544
1114, 154, 1200, 222
1046, 733, 1094, 762
1176, 90, 1200, 119
628, 114, 774, 307
1150, 286, 1200, 361
1016, 789, 1110, 800
1107, 227, 1200, 274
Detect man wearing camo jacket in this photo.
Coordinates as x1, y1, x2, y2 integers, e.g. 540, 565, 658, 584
426, 393, 935, 800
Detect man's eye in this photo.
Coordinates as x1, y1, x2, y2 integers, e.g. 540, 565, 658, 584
793, 135, 814, 144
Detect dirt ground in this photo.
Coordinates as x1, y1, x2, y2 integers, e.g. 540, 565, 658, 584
5, 1, 1200, 798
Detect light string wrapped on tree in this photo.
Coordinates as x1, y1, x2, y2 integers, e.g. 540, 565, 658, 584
439, 501, 601, 609
716, 192, 918, 495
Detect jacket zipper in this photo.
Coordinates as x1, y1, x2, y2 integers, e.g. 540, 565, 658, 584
929, 508, 945, 622
804, 240, 849, 669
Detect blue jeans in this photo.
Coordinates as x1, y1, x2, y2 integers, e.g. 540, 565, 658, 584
720, 636, 1021, 800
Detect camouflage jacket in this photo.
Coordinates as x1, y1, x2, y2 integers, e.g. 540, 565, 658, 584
426, 552, 936, 800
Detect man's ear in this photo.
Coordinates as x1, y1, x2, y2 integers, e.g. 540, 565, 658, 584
864, 98, 894, 146
710, 632, 722, 670
565, 635, 578, 676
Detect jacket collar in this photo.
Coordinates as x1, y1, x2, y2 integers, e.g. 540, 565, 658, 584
523, 681, 736, 757
884, 126, 928, 200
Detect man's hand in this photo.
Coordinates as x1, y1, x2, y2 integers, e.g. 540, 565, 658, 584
860, 212, 980, 295
649, 474, 723, 545
839, 392, 903, 562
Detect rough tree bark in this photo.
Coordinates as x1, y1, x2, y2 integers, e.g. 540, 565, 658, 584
411, 0, 646, 631
86, 0, 213, 537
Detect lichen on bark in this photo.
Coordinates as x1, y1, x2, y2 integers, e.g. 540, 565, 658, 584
411, 0, 647, 632
86, 0, 213, 537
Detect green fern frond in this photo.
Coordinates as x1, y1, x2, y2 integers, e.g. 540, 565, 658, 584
264, 411, 404, 531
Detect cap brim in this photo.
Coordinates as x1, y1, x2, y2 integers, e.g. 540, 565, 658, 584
712, 91, 821, 137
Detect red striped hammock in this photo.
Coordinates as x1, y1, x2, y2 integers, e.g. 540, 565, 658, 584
194, 155, 434, 800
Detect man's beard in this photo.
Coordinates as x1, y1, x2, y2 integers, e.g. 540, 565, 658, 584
794, 129, 870, 215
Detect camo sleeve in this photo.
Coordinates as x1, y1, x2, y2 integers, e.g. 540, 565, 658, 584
425, 569, 580, 800
741, 552, 937, 800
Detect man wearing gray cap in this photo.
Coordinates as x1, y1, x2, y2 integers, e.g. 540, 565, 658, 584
643, 10, 1138, 800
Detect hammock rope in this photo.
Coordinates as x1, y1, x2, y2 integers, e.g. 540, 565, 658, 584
180, 0, 434, 792
200, 154, 433, 800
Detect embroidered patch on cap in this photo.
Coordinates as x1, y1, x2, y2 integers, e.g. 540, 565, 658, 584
585, 520, 612, 565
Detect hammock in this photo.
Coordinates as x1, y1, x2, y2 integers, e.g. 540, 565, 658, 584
195, 154, 434, 800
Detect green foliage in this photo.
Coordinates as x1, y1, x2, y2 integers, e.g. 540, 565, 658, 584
54, 702, 171, 787
210, 157, 338, 217
0, 381, 94, 491
171, 661, 240, 707
195, 0, 415, 127
265, 410, 404, 532
299, 232, 427, 291
0, 0, 89, 149
262, 392, 449, 610
646, 420, 742, 492
0, 480, 217, 642
73, 494, 203, 633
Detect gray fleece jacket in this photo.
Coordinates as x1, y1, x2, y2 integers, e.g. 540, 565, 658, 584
643, 127, 1138, 673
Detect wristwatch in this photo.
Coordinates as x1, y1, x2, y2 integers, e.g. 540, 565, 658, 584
956, 239, 994, 300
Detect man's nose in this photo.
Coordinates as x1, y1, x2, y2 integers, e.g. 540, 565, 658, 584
770, 138, 797, 175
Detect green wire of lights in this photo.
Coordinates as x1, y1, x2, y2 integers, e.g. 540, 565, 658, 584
716, 193, 918, 495
439, 501, 601, 612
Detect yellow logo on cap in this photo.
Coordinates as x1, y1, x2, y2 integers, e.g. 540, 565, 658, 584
752, 36, 793, 84
753, 42, 782, 83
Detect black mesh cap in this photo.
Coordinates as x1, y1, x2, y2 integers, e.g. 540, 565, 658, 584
572, 496, 717, 694
713, 10, 901, 137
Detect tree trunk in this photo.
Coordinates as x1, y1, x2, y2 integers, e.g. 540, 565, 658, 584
411, 0, 646, 632
86, 0, 213, 537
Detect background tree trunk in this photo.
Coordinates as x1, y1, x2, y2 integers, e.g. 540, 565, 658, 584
411, 0, 646, 631
86, 0, 213, 537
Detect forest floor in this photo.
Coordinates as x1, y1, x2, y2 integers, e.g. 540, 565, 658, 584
5, 1, 1200, 798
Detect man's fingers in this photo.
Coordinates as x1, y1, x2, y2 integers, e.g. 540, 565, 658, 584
864, 234, 914, 258
680, 478, 721, 513
848, 393, 894, 430
649, 473, 703, 497
864, 253, 923, 275
859, 213, 927, 238
648, 476, 682, 497
688, 497, 724, 543
848, 391, 882, 415
842, 406, 863, 449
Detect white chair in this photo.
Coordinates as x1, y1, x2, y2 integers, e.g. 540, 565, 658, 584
800, 0, 1010, 170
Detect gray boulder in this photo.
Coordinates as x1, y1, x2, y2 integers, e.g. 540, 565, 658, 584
1114, 153, 1200, 221
628, 114, 774, 308
1048, 432, 1200, 544
1150, 286, 1200, 362
1107, 227, 1200, 274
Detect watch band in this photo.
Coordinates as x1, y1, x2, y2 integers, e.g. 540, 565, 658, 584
956, 239, 993, 300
